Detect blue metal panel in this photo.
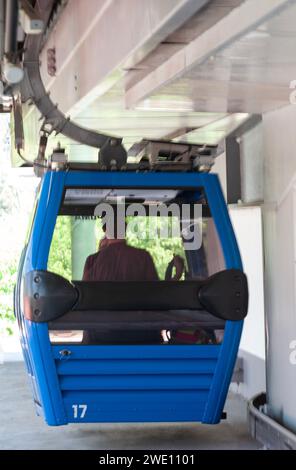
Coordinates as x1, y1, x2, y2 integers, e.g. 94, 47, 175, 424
201, 173, 244, 424
53, 344, 219, 423
23, 172, 68, 425
60, 374, 213, 391
62, 390, 209, 401
63, 390, 208, 423
64, 170, 209, 188
56, 358, 217, 375
52, 344, 221, 360
53, 344, 218, 423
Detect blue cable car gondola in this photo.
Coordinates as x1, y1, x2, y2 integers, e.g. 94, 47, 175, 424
14, 163, 248, 426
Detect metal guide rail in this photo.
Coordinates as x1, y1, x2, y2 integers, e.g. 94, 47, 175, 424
46, 140, 218, 174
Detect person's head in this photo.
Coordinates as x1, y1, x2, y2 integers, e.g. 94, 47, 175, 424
101, 214, 127, 239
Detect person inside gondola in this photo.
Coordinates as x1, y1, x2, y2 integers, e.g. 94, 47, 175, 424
83, 222, 159, 283
82, 219, 186, 344
82, 219, 161, 344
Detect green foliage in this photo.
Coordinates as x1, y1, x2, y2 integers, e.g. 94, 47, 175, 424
0, 258, 18, 335
126, 217, 185, 279
48, 216, 72, 280
0, 115, 16, 335
47, 216, 185, 281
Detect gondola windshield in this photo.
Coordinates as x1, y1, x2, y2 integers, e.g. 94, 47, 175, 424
47, 187, 226, 346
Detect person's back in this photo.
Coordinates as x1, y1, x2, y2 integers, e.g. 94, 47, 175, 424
82, 239, 160, 344
83, 240, 158, 282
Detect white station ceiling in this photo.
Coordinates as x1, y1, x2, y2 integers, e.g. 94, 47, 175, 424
21, 0, 296, 162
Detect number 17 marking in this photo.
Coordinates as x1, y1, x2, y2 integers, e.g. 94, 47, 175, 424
72, 404, 87, 419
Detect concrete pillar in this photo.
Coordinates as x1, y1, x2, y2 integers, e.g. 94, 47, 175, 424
71, 218, 96, 280
262, 104, 296, 433
240, 122, 263, 204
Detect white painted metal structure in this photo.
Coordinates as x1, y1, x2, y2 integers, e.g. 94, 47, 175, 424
21, 0, 250, 160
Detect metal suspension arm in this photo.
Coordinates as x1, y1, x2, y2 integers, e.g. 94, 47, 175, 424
21, 0, 126, 154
